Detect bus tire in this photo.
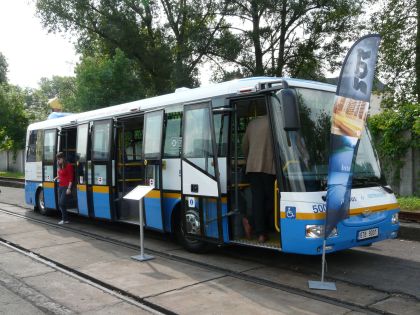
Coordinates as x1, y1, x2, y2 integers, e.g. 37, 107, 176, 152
173, 206, 209, 253
36, 188, 49, 215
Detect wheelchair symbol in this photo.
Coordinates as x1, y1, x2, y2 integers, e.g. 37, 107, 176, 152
286, 206, 296, 219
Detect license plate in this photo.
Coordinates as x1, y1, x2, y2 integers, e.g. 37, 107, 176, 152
357, 228, 379, 241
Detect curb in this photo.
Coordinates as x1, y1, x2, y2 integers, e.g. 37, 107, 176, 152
0, 179, 24, 188
398, 222, 420, 242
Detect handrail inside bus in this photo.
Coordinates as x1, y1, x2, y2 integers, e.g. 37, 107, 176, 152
274, 180, 280, 232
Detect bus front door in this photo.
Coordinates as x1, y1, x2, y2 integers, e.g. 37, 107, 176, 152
181, 102, 225, 243
90, 119, 114, 220
142, 110, 165, 231
42, 128, 58, 210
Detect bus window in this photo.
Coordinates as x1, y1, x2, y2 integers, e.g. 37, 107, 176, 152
26, 130, 37, 162
76, 124, 89, 162
143, 111, 163, 159
36, 130, 43, 162
43, 130, 56, 161
92, 121, 111, 160
163, 112, 182, 158
214, 114, 229, 157
183, 106, 215, 176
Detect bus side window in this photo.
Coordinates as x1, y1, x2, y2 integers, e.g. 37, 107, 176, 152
26, 130, 37, 162
214, 114, 229, 157
163, 112, 182, 158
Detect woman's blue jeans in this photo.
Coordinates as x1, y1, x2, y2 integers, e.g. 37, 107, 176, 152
58, 186, 69, 221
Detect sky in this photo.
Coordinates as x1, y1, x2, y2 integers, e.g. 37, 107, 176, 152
0, 1, 78, 89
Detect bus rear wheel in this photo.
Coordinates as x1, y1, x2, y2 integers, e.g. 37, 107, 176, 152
174, 207, 209, 253
36, 188, 49, 215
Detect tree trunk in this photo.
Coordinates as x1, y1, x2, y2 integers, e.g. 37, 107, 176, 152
251, 0, 264, 75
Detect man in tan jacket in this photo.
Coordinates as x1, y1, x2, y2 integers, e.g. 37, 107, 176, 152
242, 115, 276, 243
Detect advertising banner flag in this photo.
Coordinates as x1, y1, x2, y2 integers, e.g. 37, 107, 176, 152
325, 35, 381, 238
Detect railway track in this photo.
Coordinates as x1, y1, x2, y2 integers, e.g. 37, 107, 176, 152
0, 204, 417, 315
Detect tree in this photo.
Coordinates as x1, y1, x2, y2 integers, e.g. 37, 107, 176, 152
66, 49, 145, 112
24, 76, 76, 122
210, 0, 365, 80
372, 0, 419, 104
0, 52, 8, 84
0, 84, 29, 150
35, 0, 230, 93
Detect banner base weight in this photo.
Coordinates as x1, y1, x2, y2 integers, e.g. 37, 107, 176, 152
308, 280, 336, 291
131, 254, 155, 262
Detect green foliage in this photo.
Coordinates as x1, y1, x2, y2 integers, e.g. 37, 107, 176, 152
0, 171, 24, 179
66, 49, 145, 112
368, 102, 420, 185
0, 84, 29, 150
210, 0, 365, 81
24, 76, 76, 122
371, 0, 418, 104
398, 196, 420, 211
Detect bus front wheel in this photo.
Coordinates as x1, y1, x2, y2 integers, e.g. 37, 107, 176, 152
36, 188, 49, 215
173, 207, 209, 253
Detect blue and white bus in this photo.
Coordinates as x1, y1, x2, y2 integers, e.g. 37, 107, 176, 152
25, 77, 400, 254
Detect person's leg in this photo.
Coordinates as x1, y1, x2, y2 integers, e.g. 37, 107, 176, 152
262, 174, 276, 233
250, 173, 265, 239
58, 187, 68, 222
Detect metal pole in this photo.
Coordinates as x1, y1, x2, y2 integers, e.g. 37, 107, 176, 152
139, 198, 144, 258
321, 239, 326, 282
131, 197, 154, 262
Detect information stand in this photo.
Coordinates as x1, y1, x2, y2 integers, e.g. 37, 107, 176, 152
123, 185, 155, 262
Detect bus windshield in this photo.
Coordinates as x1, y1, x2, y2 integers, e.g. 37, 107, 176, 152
270, 88, 385, 192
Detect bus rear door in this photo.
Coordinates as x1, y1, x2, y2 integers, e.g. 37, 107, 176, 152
90, 119, 114, 220
42, 128, 58, 210
142, 110, 165, 231
181, 102, 225, 243
76, 123, 90, 216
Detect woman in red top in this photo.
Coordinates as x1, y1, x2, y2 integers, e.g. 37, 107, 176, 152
54, 152, 74, 224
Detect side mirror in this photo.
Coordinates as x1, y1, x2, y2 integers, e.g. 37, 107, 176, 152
281, 88, 301, 131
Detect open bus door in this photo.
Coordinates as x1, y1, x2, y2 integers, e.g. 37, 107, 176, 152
181, 102, 225, 243
90, 119, 114, 220
76, 123, 90, 216
142, 110, 165, 231
42, 128, 58, 210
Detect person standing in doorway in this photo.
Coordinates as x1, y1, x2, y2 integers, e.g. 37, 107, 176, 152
54, 152, 74, 224
242, 115, 276, 243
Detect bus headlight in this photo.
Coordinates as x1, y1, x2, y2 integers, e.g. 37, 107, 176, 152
306, 225, 338, 238
391, 213, 399, 224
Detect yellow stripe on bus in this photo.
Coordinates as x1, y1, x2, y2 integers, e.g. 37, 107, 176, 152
280, 203, 399, 220
43, 182, 54, 188
77, 184, 87, 192
93, 186, 110, 193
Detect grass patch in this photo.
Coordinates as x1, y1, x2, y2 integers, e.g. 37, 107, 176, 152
0, 171, 24, 179
398, 196, 420, 212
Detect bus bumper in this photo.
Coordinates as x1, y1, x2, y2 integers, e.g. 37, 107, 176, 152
281, 209, 400, 255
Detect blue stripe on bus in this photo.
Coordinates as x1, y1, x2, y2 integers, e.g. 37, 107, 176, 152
77, 190, 89, 216
144, 197, 164, 230
43, 187, 56, 209
25, 181, 41, 206
162, 197, 180, 232
280, 208, 400, 255
93, 192, 111, 219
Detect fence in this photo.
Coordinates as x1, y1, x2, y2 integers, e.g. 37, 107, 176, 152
0, 150, 25, 174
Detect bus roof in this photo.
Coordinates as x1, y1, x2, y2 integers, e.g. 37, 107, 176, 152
28, 77, 336, 131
